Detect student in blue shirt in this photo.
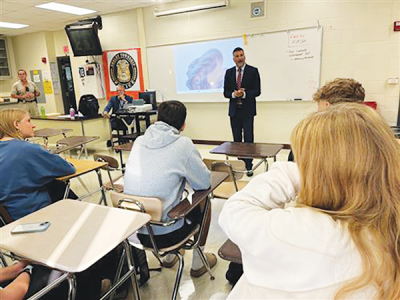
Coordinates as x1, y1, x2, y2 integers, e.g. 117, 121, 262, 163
0, 108, 76, 220
0, 108, 119, 300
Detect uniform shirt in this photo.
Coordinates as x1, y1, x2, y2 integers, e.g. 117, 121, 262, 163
11, 80, 39, 101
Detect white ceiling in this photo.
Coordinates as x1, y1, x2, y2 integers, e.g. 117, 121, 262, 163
0, 0, 180, 36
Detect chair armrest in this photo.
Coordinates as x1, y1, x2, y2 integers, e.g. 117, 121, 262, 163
167, 198, 192, 220
168, 172, 229, 219
167, 190, 209, 220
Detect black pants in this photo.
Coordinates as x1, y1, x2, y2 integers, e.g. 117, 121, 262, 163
24, 246, 122, 300
230, 115, 254, 170
138, 206, 201, 249
46, 180, 78, 202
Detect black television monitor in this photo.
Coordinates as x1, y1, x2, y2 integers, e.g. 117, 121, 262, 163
65, 23, 102, 57
139, 91, 157, 110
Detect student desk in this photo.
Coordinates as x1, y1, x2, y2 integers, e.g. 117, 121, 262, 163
114, 142, 133, 169
210, 142, 283, 172
52, 135, 100, 158
58, 158, 108, 205
34, 128, 73, 147
0, 200, 151, 300
31, 115, 109, 152
112, 110, 157, 135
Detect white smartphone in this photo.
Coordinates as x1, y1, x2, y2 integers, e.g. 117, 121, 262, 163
11, 222, 51, 234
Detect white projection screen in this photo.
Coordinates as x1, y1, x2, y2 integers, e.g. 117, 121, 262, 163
147, 26, 322, 102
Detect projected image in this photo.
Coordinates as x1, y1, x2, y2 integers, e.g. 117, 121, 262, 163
174, 38, 243, 94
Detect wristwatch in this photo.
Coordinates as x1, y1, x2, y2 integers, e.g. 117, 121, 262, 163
19, 265, 33, 276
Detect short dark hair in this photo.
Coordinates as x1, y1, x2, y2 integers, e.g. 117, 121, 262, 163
157, 100, 187, 131
233, 47, 244, 55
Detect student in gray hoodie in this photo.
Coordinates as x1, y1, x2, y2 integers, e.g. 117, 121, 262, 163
124, 100, 217, 277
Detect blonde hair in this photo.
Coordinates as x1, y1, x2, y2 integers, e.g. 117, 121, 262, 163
313, 78, 365, 104
291, 103, 400, 299
0, 108, 29, 140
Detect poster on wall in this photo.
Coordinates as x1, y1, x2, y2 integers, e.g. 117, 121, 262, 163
102, 48, 144, 100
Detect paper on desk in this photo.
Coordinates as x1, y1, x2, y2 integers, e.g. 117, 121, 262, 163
183, 183, 194, 205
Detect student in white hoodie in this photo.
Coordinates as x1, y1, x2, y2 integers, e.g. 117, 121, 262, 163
219, 103, 400, 299
124, 100, 216, 277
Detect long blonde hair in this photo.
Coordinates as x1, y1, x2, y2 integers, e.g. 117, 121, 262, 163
291, 103, 400, 299
0, 108, 29, 140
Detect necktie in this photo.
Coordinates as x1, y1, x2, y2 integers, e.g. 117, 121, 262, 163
236, 68, 242, 90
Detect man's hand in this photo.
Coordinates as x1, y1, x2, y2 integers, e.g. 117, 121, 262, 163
102, 112, 110, 118
26, 92, 35, 98
234, 89, 244, 98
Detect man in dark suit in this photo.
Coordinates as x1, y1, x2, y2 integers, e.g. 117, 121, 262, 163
102, 84, 133, 131
223, 47, 261, 176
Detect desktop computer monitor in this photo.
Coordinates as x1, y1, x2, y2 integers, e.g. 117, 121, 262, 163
138, 91, 157, 110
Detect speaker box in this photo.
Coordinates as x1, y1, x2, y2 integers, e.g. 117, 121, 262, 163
251, 1, 265, 19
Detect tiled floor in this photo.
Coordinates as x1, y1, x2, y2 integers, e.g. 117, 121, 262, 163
66, 144, 290, 300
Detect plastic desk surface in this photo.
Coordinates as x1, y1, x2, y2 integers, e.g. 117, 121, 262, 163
0, 200, 150, 273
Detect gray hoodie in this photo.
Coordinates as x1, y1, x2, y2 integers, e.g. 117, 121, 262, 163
124, 121, 211, 235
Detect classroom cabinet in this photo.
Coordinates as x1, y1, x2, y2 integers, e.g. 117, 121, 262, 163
0, 38, 11, 79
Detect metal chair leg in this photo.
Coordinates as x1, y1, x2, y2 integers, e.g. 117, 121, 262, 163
67, 274, 77, 300
77, 177, 91, 194
0, 252, 7, 267
109, 247, 127, 300
124, 241, 141, 300
171, 251, 184, 300
195, 246, 215, 280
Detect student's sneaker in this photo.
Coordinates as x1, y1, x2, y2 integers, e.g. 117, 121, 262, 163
190, 253, 217, 278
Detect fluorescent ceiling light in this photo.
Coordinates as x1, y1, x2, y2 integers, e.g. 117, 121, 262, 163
0, 22, 28, 29
36, 2, 96, 15
154, 0, 228, 17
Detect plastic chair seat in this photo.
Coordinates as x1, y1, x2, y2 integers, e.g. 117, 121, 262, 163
213, 181, 248, 199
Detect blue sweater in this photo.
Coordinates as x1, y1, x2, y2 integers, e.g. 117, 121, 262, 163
0, 139, 76, 220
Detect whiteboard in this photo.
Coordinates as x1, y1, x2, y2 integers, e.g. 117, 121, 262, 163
147, 26, 322, 102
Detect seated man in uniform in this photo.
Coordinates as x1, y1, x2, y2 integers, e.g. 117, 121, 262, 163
124, 100, 217, 277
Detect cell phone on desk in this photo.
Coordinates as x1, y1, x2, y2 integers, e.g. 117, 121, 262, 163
11, 222, 51, 234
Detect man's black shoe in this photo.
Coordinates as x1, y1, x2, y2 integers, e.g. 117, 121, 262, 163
247, 170, 254, 177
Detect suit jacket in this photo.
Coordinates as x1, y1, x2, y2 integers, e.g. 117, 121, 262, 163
223, 64, 261, 117
103, 94, 133, 114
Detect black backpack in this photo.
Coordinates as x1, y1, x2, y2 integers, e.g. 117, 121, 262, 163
79, 94, 99, 117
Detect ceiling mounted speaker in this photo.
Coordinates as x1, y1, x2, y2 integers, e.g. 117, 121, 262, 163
251, 1, 265, 19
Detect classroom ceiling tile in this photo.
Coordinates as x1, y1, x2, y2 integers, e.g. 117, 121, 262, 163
0, 0, 183, 36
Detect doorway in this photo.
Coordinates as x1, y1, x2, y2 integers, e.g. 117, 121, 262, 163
57, 56, 77, 114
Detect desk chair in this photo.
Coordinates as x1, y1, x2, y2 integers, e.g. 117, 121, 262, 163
110, 191, 214, 300
93, 154, 124, 193
218, 239, 242, 264
203, 159, 248, 199
110, 114, 140, 146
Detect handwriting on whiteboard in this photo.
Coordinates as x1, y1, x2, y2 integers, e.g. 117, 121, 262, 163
288, 32, 307, 47
287, 31, 315, 61
287, 48, 314, 61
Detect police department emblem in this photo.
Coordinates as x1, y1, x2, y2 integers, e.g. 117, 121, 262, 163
109, 52, 138, 89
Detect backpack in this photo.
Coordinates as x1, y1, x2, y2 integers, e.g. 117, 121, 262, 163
78, 94, 99, 117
